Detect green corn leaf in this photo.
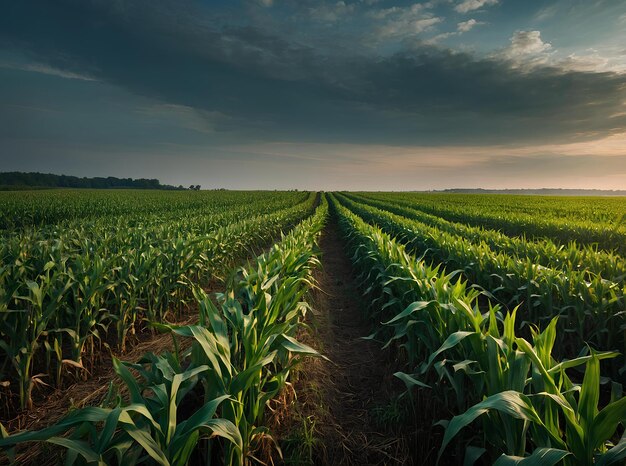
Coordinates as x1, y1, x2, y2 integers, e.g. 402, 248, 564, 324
590, 395, 626, 451
201, 419, 242, 451
230, 351, 277, 395
118, 411, 170, 466
121, 404, 164, 438
279, 334, 325, 358
394, 371, 431, 389
167, 366, 209, 444
47, 437, 103, 465
94, 408, 122, 453
493, 448, 571, 465
0, 407, 111, 447
596, 433, 626, 466
112, 358, 144, 404
439, 391, 545, 460
579, 351, 600, 432
546, 351, 620, 376
383, 300, 435, 325
422, 331, 476, 375
176, 395, 232, 438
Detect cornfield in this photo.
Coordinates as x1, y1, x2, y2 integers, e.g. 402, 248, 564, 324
329, 193, 625, 465
1, 190, 624, 465
0, 190, 315, 410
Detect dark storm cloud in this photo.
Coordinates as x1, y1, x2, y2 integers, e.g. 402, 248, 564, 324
2, 0, 626, 146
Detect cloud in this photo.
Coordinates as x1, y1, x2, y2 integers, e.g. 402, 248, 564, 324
367, 6, 402, 20
308, 1, 355, 23
370, 4, 443, 40
454, 0, 498, 14
378, 16, 442, 38
1, 0, 625, 149
507, 31, 552, 55
558, 52, 610, 72
498, 30, 554, 67
426, 18, 483, 43
0, 61, 96, 81
457, 18, 481, 33
497, 31, 625, 73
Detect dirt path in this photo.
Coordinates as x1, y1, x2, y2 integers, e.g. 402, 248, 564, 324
280, 220, 414, 465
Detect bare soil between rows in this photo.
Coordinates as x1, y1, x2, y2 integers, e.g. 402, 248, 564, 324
273, 219, 442, 465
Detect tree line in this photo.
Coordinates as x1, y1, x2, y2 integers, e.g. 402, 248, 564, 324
0, 172, 200, 190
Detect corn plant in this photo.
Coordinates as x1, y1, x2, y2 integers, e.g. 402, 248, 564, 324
0, 194, 329, 465
439, 348, 626, 465
0, 191, 317, 410
329, 194, 625, 465
334, 192, 626, 374
0, 353, 242, 465
356, 191, 626, 254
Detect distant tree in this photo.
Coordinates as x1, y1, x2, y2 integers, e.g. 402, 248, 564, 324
0, 172, 182, 190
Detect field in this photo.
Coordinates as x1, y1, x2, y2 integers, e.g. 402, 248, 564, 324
0, 190, 625, 465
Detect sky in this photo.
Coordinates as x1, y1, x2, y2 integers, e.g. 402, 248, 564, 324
1, 0, 626, 190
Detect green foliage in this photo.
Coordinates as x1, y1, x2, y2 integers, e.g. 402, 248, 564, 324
329, 193, 626, 465
0, 195, 329, 465
354, 191, 626, 253
0, 191, 315, 410
334, 192, 626, 373
0, 172, 180, 191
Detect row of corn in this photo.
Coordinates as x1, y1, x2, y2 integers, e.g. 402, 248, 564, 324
358, 192, 626, 254
0, 190, 307, 231
0, 192, 315, 410
334, 193, 626, 374
330, 194, 625, 465
345, 192, 626, 281
0, 195, 328, 465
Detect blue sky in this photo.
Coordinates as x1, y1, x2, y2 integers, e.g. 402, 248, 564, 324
1, 0, 625, 190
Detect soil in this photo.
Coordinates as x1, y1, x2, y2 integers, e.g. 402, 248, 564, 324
272, 220, 441, 465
